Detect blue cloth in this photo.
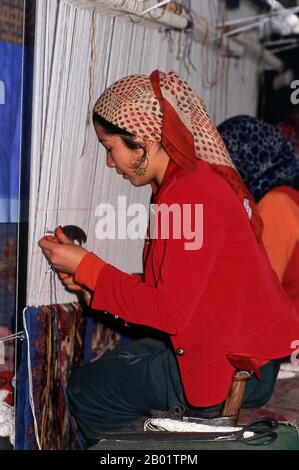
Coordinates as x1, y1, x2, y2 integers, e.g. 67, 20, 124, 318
217, 115, 299, 201
0, 41, 23, 222
0, 2, 34, 334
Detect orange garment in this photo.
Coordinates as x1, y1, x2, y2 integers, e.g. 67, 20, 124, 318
258, 188, 299, 282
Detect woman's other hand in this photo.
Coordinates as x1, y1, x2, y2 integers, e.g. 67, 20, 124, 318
57, 271, 83, 292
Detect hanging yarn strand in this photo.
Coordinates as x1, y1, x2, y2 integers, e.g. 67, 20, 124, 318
22, 308, 42, 450
0, 332, 25, 343
183, 3, 196, 72
142, 0, 172, 15
79, 8, 97, 159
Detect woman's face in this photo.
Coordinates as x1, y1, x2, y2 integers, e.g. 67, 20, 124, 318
94, 122, 149, 186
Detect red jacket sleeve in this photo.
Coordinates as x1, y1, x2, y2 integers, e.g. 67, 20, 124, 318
91, 187, 227, 335
74, 252, 106, 291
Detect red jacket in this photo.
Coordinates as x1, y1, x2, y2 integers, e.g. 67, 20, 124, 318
90, 159, 299, 407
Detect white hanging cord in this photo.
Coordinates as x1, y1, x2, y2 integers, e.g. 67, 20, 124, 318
268, 43, 299, 54
142, 0, 172, 15
264, 38, 298, 46
218, 6, 299, 39
23, 307, 42, 450
0, 332, 25, 343
50, 267, 58, 305
79, 8, 97, 159
224, 20, 263, 38
216, 6, 299, 28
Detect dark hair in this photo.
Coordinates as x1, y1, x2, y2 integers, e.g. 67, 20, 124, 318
93, 112, 142, 150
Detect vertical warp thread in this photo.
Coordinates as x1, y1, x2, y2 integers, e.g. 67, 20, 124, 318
79, 8, 97, 159
23, 307, 42, 450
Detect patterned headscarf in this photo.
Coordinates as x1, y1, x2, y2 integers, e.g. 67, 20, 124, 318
217, 115, 299, 202
94, 70, 262, 239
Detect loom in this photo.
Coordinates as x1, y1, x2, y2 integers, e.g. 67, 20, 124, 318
26, 0, 277, 308
1, 0, 295, 451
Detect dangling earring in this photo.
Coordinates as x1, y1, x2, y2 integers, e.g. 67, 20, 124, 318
133, 147, 149, 176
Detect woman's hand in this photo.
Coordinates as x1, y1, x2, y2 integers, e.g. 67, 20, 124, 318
57, 271, 92, 304
38, 227, 93, 305
57, 271, 83, 292
38, 227, 88, 275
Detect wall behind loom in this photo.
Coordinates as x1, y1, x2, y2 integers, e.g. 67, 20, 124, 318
26, 0, 261, 306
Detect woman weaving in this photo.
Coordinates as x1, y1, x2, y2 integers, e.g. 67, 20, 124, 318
38, 70, 299, 442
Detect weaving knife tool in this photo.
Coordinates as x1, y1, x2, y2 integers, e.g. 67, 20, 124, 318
44, 224, 87, 246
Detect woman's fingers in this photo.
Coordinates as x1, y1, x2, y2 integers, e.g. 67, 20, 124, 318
66, 284, 82, 292
58, 271, 71, 280
55, 226, 73, 244
38, 227, 73, 252
38, 231, 86, 292
82, 289, 92, 305
39, 240, 88, 274
38, 237, 57, 250
57, 272, 83, 292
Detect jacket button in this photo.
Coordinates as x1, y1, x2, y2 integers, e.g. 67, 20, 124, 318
175, 348, 185, 356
